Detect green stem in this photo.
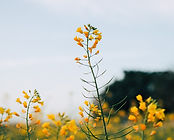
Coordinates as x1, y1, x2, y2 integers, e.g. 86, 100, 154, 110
86, 28, 108, 140
56, 127, 60, 140
26, 96, 34, 140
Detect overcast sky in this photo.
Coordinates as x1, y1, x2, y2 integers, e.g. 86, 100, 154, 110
0, 0, 173, 118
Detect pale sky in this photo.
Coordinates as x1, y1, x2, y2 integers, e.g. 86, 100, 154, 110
0, 0, 174, 119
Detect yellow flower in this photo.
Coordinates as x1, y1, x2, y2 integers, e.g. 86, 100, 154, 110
95, 50, 99, 55
22, 109, 26, 113
74, 57, 81, 61
35, 120, 40, 125
130, 106, 139, 116
89, 35, 94, 40
6, 109, 11, 114
54, 120, 61, 126
74, 36, 79, 42
16, 98, 22, 104
84, 31, 89, 38
24, 93, 30, 99
155, 108, 165, 120
66, 135, 74, 140
153, 121, 163, 127
76, 27, 83, 34
77, 42, 83, 47
166, 137, 173, 140
136, 94, 143, 102
60, 125, 67, 136
139, 101, 146, 111
148, 103, 157, 114
147, 113, 155, 122
22, 90, 27, 94
133, 125, 139, 132
38, 101, 44, 106
95, 34, 102, 41
146, 97, 152, 103
88, 47, 92, 53
35, 107, 41, 113
78, 106, 83, 112
93, 29, 99, 35
83, 55, 87, 58
29, 113, 33, 120
150, 130, 156, 136
13, 112, 20, 117
78, 111, 84, 117
23, 101, 27, 108
42, 128, 50, 137
42, 122, 50, 128
84, 100, 89, 106
94, 117, 100, 122
128, 115, 137, 122
84, 118, 89, 123
67, 120, 78, 134
140, 124, 146, 131
16, 123, 21, 129
47, 114, 55, 121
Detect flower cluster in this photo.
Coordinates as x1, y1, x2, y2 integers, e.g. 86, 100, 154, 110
41, 112, 78, 140
0, 107, 13, 127
74, 24, 102, 63
15, 90, 43, 139
78, 100, 102, 127
128, 94, 165, 137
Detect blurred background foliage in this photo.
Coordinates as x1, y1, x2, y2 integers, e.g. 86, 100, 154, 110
102, 71, 174, 113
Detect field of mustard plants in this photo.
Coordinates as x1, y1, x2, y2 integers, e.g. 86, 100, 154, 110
0, 25, 174, 140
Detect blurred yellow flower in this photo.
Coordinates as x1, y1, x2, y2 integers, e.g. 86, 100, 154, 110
66, 135, 75, 140
136, 94, 143, 102
76, 27, 83, 34
16, 98, 22, 104
13, 112, 20, 117
128, 115, 137, 122
23, 101, 27, 108
42, 122, 50, 128
140, 124, 146, 131
47, 114, 55, 121
139, 101, 146, 111
150, 130, 156, 136
84, 100, 89, 106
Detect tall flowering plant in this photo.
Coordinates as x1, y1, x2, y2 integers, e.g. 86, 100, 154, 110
74, 24, 133, 140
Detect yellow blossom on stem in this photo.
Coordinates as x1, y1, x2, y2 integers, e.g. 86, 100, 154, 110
76, 27, 83, 34
13, 112, 20, 117
130, 106, 139, 116
89, 35, 94, 40
79, 106, 83, 112
146, 97, 152, 103
139, 101, 146, 111
54, 120, 61, 126
153, 121, 163, 127
74, 57, 81, 61
66, 135, 75, 140
150, 130, 156, 136
147, 113, 155, 122
148, 103, 157, 114
23, 101, 27, 108
84, 100, 89, 106
42, 122, 50, 128
84, 31, 89, 38
24, 93, 30, 99
136, 94, 143, 102
84, 118, 89, 123
0, 107, 5, 114
140, 124, 146, 131
155, 108, 165, 120
35, 120, 40, 125
79, 111, 84, 117
60, 125, 67, 136
16, 98, 22, 104
83, 55, 87, 58
95, 50, 99, 55
47, 114, 55, 121
16, 123, 22, 128
42, 128, 50, 137
133, 125, 139, 132
128, 115, 137, 122
77, 42, 83, 47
